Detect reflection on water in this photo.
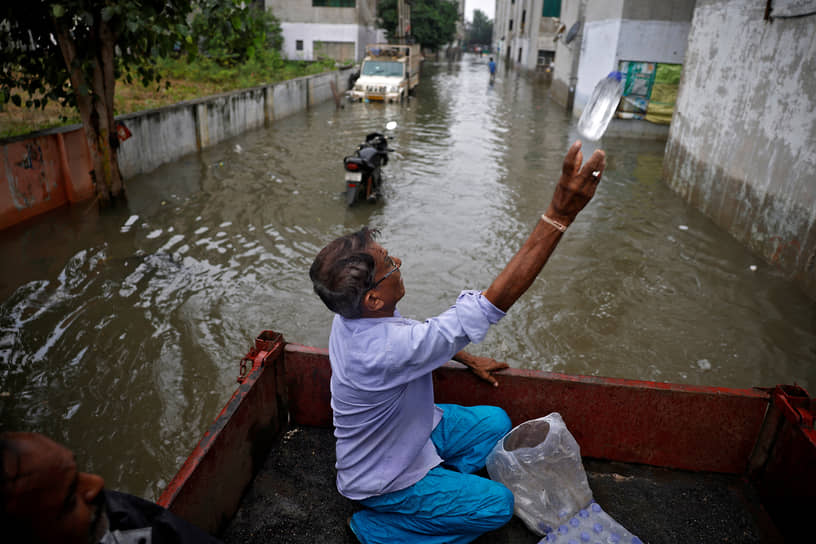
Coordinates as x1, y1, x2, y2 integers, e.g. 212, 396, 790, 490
1, 56, 815, 499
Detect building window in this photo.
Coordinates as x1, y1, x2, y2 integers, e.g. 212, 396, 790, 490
518, 47, 523, 62
296, 40, 304, 51
312, 0, 355, 6
509, 19, 513, 31
542, 0, 561, 18
521, 10, 526, 33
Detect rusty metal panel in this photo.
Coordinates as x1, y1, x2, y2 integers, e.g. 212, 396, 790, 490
157, 332, 287, 535
280, 346, 770, 474
754, 385, 816, 541
433, 364, 769, 474
284, 343, 333, 427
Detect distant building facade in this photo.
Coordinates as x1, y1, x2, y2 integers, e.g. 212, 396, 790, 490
551, 0, 694, 126
494, 0, 563, 73
494, 1, 693, 138
262, 0, 385, 62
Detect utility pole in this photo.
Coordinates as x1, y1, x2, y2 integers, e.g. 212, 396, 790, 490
396, 0, 410, 44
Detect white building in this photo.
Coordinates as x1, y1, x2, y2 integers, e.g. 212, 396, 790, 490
494, 0, 563, 72
495, 1, 694, 137
551, 0, 694, 122
263, 0, 385, 62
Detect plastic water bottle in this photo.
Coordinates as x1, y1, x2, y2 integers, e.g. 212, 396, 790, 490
536, 501, 643, 544
576, 72, 624, 141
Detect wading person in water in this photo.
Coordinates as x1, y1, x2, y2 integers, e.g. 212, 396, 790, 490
309, 141, 605, 544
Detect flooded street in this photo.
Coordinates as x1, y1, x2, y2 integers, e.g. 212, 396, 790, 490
1, 55, 815, 500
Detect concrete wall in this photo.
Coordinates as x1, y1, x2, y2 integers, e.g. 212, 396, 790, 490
621, 1, 695, 21
1, 69, 353, 230
270, 77, 310, 120
574, 18, 621, 108
551, 0, 583, 109
118, 71, 346, 179
586, 0, 625, 21
616, 20, 690, 61
663, 0, 816, 299
116, 107, 199, 180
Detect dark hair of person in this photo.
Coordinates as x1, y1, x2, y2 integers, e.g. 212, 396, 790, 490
310, 227, 379, 319
0, 434, 27, 542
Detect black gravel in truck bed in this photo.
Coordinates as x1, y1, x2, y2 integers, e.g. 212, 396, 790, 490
221, 425, 783, 544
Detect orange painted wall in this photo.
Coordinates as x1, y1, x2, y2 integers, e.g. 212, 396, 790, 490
0, 128, 95, 231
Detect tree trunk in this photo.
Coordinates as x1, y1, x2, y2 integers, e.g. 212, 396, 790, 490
54, 15, 126, 206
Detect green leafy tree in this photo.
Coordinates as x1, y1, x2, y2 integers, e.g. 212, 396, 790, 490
466, 9, 493, 49
0, 1, 193, 204
190, 1, 283, 67
378, 0, 459, 52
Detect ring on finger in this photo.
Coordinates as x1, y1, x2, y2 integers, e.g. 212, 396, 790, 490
592, 170, 601, 177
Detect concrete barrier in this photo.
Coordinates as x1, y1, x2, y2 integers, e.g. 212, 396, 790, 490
0, 68, 352, 231
117, 105, 199, 179
270, 78, 309, 121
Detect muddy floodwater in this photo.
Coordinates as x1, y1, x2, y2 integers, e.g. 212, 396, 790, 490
1, 56, 815, 500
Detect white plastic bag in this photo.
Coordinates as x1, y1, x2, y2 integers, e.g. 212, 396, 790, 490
485, 413, 593, 536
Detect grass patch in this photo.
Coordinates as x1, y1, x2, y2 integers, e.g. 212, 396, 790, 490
0, 55, 340, 139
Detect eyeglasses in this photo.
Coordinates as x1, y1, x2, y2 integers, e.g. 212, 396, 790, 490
369, 255, 401, 291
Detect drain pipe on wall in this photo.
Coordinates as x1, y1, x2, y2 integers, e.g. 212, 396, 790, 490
566, 0, 587, 115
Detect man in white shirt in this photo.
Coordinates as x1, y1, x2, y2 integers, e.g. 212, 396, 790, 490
310, 141, 605, 543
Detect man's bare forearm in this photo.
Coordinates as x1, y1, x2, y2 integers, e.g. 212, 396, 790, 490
483, 220, 564, 311
482, 141, 605, 313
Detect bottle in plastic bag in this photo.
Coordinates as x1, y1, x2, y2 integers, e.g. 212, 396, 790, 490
576, 71, 624, 141
487, 412, 643, 543
538, 501, 644, 544
485, 413, 593, 536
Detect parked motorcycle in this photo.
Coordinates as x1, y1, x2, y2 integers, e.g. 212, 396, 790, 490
343, 121, 397, 206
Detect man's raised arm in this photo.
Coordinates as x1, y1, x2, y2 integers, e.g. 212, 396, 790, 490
483, 140, 605, 312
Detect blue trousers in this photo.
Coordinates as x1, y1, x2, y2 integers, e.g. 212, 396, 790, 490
349, 404, 514, 544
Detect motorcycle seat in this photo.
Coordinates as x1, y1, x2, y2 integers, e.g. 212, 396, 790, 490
356, 146, 379, 165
